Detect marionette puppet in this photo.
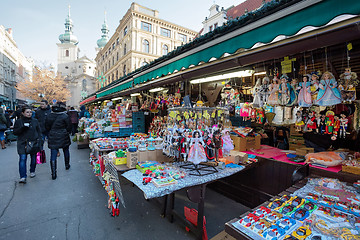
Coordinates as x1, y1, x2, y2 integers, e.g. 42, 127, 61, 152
278, 75, 291, 106
318, 112, 326, 134
310, 72, 320, 103
187, 130, 207, 165
316, 72, 342, 106
332, 115, 340, 140
338, 68, 359, 102
260, 76, 270, 105
290, 78, 298, 106
295, 111, 305, 132
325, 111, 335, 135
339, 111, 349, 139
267, 76, 280, 105
252, 78, 263, 108
221, 129, 234, 157
203, 130, 215, 161
171, 130, 181, 161
180, 130, 190, 161
306, 112, 317, 132
297, 75, 312, 107
213, 130, 223, 163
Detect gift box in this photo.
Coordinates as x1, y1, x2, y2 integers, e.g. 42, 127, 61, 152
114, 157, 127, 165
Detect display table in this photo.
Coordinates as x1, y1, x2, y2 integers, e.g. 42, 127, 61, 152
121, 163, 248, 240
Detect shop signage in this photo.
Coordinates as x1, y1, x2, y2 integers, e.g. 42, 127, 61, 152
281, 56, 296, 74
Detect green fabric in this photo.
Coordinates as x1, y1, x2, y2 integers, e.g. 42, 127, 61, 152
134, 0, 360, 85
97, 81, 133, 98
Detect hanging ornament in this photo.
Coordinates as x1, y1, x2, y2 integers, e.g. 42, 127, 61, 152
203, 110, 210, 120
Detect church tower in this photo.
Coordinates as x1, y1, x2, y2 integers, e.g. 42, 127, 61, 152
57, 5, 79, 76
96, 12, 109, 52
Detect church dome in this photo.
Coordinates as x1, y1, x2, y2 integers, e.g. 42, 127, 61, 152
96, 14, 109, 48
58, 6, 79, 45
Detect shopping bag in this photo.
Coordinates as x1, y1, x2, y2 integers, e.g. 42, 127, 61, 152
36, 150, 46, 164
184, 206, 208, 240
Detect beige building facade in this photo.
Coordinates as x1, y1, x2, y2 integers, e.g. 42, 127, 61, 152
95, 3, 198, 89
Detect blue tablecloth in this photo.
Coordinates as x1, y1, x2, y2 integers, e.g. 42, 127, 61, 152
122, 163, 244, 199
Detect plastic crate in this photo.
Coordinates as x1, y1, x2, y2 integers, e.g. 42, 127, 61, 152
132, 111, 145, 117
119, 128, 133, 137
104, 132, 120, 137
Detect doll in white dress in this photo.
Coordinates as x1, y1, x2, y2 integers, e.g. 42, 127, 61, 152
187, 130, 207, 165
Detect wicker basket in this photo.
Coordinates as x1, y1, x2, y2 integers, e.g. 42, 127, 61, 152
342, 165, 360, 175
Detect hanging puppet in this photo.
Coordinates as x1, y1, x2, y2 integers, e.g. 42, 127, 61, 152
338, 68, 359, 103
278, 75, 290, 106
267, 76, 280, 105
339, 111, 349, 139
290, 78, 298, 106
212, 129, 223, 163
187, 130, 207, 165
310, 72, 320, 104
252, 78, 263, 108
297, 74, 312, 107
315, 71, 342, 106
221, 129, 234, 157
295, 110, 305, 131
171, 129, 181, 161
203, 130, 215, 161
325, 110, 335, 134
259, 76, 270, 106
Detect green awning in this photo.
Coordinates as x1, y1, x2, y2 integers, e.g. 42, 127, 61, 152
133, 0, 360, 85
97, 81, 133, 98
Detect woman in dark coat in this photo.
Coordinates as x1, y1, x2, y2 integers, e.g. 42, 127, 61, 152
13, 106, 41, 183
45, 102, 71, 180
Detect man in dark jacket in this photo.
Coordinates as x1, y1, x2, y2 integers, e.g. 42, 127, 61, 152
45, 101, 71, 180
35, 100, 51, 144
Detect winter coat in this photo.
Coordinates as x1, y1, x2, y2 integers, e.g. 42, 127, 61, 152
35, 106, 51, 133
45, 110, 71, 149
67, 110, 79, 124
13, 117, 41, 154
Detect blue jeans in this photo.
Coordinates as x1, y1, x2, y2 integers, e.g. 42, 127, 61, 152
0, 131, 4, 141
50, 147, 70, 162
40, 132, 48, 150
19, 154, 37, 178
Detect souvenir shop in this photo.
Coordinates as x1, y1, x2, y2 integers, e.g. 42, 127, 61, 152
78, 0, 360, 238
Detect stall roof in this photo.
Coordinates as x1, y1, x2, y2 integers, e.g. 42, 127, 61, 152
84, 0, 360, 103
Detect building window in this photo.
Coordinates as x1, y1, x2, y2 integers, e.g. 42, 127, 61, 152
178, 33, 187, 42
112, 43, 115, 49
65, 50, 69, 57
142, 61, 148, 67
214, 23, 218, 28
124, 26, 128, 36
124, 44, 127, 55
112, 57, 115, 66
116, 71, 118, 80
162, 45, 169, 55
160, 28, 171, 37
141, 22, 151, 32
123, 65, 126, 76
143, 39, 149, 53
117, 52, 119, 61
116, 38, 119, 45
79, 65, 81, 68
82, 79, 87, 91
65, 66, 69, 69
209, 26, 213, 32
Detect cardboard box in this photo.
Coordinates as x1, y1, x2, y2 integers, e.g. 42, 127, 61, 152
155, 149, 172, 163
231, 135, 261, 152
296, 147, 314, 156
228, 150, 248, 164
147, 150, 157, 161
126, 152, 139, 168
211, 230, 236, 240
138, 151, 148, 162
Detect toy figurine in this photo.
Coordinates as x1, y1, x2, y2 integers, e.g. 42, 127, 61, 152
306, 112, 317, 132
316, 71, 342, 106
180, 130, 190, 161
338, 68, 359, 102
213, 130, 223, 163
111, 197, 120, 217
221, 129, 234, 157
318, 113, 326, 134
295, 111, 305, 132
187, 130, 207, 165
252, 78, 263, 108
297, 75, 312, 107
260, 77, 270, 106
290, 78, 298, 105
339, 111, 348, 139
267, 76, 280, 105
325, 111, 335, 134
256, 108, 265, 124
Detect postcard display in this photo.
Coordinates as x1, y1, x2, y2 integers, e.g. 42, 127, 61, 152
232, 178, 360, 240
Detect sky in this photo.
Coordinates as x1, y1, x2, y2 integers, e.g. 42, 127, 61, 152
1, 0, 242, 68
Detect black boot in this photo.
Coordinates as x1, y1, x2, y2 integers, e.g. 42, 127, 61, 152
50, 161, 57, 180
65, 157, 70, 170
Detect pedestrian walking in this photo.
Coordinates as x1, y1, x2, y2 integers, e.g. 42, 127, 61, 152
13, 106, 42, 183
79, 105, 90, 118
35, 100, 51, 145
0, 108, 9, 149
67, 107, 79, 136
45, 102, 71, 180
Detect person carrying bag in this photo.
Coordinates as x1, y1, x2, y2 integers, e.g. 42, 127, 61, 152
13, 106, 42, 183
